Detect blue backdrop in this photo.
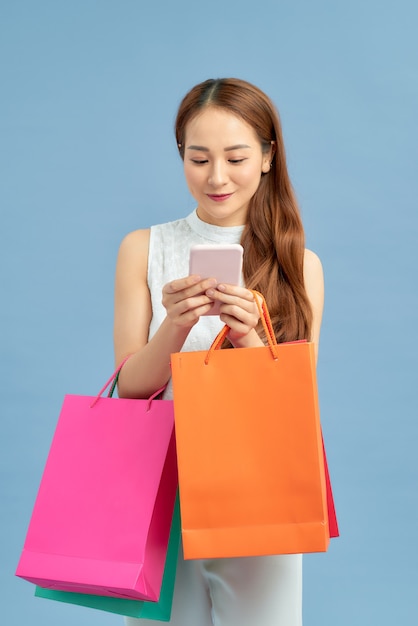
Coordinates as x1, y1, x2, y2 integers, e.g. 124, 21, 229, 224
1, 1, 417, 624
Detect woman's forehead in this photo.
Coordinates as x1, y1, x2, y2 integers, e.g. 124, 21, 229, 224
184, 107, 259, 146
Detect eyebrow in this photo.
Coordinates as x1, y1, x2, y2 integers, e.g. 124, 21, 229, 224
186, 144, 251, 152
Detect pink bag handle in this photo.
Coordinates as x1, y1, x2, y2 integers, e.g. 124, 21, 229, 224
90, 356, 167, 410
204, 290, 279, 364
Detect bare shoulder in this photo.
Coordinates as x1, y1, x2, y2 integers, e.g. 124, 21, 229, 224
116, 229, 150, 275
303, 248, 323, 275
303, 248, 324, 291
118, 228, 150, 259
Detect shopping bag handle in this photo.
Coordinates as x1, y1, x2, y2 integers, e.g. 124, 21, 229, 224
204, 290, 279, 364
90, 356, 166, 410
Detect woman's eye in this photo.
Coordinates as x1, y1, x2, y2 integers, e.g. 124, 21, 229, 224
190, 157, 246, 165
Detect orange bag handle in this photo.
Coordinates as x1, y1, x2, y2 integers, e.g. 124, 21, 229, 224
204, 291, 279, 364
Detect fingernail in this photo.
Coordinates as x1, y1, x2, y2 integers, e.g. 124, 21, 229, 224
206, 289, 215, 297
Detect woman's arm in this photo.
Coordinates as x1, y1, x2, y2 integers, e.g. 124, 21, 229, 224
303, 249, 325, 364
113, 229, 220, 398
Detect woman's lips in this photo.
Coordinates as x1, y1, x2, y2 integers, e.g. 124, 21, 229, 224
207, 193, 233, 202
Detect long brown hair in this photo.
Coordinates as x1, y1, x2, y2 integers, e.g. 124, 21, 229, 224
175, 78, 312, 343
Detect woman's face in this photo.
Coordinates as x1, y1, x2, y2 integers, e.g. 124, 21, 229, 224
183, 107, 272, 227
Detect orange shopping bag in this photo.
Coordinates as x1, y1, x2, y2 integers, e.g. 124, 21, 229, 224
171, 292, 329, 559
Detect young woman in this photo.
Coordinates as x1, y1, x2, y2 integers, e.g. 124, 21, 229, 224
114, 78, 324, 626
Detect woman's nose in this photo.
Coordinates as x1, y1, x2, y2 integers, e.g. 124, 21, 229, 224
208, 161, 228, 187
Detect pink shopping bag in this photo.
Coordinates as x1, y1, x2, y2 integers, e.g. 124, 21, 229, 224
16, 364, 177, 601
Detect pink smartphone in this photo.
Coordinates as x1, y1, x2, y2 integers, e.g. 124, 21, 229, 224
189, 243, 244, 316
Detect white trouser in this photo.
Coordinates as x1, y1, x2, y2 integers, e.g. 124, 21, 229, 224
125, 548, 302, 626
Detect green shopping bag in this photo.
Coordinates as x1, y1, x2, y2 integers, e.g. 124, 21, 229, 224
35, 493, 180, 621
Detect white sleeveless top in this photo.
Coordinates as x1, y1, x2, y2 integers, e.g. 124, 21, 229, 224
147, 210, 245, 399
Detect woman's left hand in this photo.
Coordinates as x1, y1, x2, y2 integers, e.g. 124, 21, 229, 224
205, 284, 264, 348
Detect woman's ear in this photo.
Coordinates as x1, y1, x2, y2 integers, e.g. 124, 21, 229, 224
261, 141, 276, 173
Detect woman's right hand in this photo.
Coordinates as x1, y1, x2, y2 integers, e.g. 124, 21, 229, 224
162, 275, 218, 328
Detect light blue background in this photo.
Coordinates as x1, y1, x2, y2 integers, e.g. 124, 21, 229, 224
1, 1, 417, 624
